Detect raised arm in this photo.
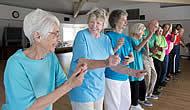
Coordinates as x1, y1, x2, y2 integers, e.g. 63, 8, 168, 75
134, 32, 153, 52
113, 38, 124, 53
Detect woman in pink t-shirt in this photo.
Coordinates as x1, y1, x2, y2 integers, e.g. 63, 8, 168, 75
161, 23, 174, 83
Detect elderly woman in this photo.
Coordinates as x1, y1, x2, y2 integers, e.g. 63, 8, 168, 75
104, 9, 134, 110
69, 9, 145, 110
2, 9, 87, 110
129, 23, 152, 110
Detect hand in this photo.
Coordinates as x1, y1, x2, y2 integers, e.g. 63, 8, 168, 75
158, 47, 163, 51
134, 70, 147, 78
151, 47, 158, 54
149, 29, 155, 34
122, 56, 130, 65
117, 38, 124, 49
107, 54, 120, 67
156, 54, 161, 59
68, 63, 87, 88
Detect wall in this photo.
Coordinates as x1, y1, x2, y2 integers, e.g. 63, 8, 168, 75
0, 4, 74, 46
76, 3, 190, 56
109, 3, 190, 21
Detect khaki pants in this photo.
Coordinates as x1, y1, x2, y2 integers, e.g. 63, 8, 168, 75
143, 55, 157, 96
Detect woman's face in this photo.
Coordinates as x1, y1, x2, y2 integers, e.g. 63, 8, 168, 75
40, 24, 61, 52
88, 18, 104, 36
173, 29, 179, 35
163, 24, 170, 33
136, 29, 144, 39
179, 29, 184, 36
149, 22, 159, 33
157, 28, 163, 36
115, 15, 128, 30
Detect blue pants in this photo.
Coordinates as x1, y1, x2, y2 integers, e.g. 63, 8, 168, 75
173, 45, 180, 73
161, 55, 169, 83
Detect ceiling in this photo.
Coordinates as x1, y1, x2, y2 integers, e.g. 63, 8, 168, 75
0, 0, 189, 16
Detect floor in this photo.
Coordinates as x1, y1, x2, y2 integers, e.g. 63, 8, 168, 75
0, 59, 190, 110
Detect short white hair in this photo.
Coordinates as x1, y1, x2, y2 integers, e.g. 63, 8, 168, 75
23, 9, 60, 45
129, 23, 146, 36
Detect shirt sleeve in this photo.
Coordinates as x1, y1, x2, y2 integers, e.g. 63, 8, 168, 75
72, 31, 88, 62
105, 35, 114, 56
127, 37, 133, 53
4, 58, 36, 110
53, 53, 68, 88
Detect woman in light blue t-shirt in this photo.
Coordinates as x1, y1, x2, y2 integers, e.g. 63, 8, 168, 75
3, 9, 87, 110
104, 9, 134, 110
69, 9, 145, 110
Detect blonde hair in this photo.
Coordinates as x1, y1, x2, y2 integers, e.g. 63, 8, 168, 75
23, 9, 60, 45
129, 23, 146, 36
87, 8, 108, 28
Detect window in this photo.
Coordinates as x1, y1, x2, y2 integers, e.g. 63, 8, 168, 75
61, 24, 87, 47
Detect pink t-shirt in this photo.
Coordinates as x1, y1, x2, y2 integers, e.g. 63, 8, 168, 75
165, 34, 174, 55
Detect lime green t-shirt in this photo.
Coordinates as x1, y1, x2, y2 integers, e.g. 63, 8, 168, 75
152, 35, 168, 61
143, 29, 167, 61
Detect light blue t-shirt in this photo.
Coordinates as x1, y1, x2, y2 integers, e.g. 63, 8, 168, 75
3, 49, 67, 110
69, 28, 113, 102
128, 37, 145, 81
105, 32, 133, 81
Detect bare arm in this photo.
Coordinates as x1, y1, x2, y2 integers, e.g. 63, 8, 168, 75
79, 59, 108, 69
113, 38, 124, 53
134, 32, 153, 52
28, 81, 72, 110
171, 34, 177, 42
127, 52, 134, 64
28, 64, 87, 110
79, 56, 144, 78
110, 64, 146, 77
180, 41, 185, 47
78, 55, 120, 70
180, 37, 186, 47
122, 52, 134, 65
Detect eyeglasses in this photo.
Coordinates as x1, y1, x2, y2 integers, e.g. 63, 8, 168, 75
48, 31, 60, 37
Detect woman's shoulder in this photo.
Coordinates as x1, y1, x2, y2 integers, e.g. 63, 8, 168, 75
77, 28, 88, 35
7, 49, 24, 62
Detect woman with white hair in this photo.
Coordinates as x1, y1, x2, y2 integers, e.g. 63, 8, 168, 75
129, 23, 151, 110
69, 9, 145, 110
2, 9, 87, 110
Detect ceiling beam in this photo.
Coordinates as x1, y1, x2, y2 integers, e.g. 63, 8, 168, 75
120, 0, 190, 4
73, 0, 87, 18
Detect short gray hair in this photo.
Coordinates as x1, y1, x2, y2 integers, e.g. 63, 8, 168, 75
109, 9, 128, 28
129, 23, 146, 36
23, 9, 60, 45
87, 8, 108, 26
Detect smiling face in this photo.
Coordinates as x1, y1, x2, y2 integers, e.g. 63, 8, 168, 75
149, 20, 159, 33
40, 23, 61, 52
163, 24, 172, 35
179, 28, 184, 37
115, 15, 128, 31
88, 18, 104, 37
137, 28, 145, 39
